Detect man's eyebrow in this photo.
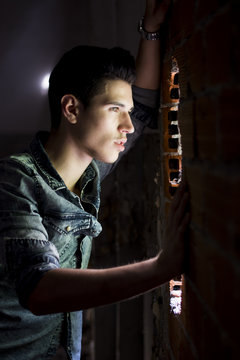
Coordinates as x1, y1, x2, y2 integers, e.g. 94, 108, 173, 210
105, 101, 125, 107
105, 101, 134, 111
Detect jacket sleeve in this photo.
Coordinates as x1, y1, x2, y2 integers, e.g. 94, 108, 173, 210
0, 159, 60, 309
96, 85, 160, 181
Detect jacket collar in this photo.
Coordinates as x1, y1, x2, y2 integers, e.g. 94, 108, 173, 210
29, 131, 101, 212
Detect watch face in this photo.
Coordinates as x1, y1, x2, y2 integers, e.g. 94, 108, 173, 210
138, 17, 160, 40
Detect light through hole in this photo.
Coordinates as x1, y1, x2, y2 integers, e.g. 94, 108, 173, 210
168, 58, 183, 315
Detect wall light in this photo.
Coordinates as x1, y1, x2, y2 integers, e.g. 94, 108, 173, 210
41, 73, 50, 91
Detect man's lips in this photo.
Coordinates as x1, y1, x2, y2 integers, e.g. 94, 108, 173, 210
114, 138, 127, 151
114, 138, 127, 145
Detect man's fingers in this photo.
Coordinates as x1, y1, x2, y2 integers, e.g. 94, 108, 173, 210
145, 0, 171, 21
173, 191, 190, 227
171, 181, 187, 212
178, 211, 190, 236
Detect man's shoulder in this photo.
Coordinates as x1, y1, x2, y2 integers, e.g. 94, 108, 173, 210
132, 85, 159, 109
0, 152, 37, 177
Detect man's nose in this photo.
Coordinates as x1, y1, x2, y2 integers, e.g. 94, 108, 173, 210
119, 112, 135, 134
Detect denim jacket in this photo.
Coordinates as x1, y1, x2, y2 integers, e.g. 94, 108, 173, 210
0, 86, 159, 360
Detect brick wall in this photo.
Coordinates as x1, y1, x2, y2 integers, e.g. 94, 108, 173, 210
155, 0, 240, 359
93, 0, 239, 359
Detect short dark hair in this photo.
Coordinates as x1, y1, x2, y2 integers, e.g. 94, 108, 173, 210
48, 45, 136, 129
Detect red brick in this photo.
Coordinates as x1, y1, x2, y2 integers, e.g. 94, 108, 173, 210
168, 311, 197, 360
205, 10, 233, 87
201, 311, 234, 359
183, 283, 238, 360
181, 278, 237, 359
180, 281, 204, 355
164, 199, 172, 220
178, 101, 195, 159
211, 250, 240, 344
162, 104, 181, 153
218, 88, 240, 161
204, 172, 234, 217
163, 155, 182, 200
173, 47, 188, 100
185, 31, 206, 94
195, 95, 218, 160
178, 338, 197, 360
230, 177, 240, 259
168, 312, 182, 358
163, 137, 179, 155
186, 230, 215, 310
204, 171, 240, 251
161, 59, 174, 105
204, 211, 232, 252
168, 0, 195, 48
185, 165, 205, 227
231, 2, 240, 81
161, 107, 171, 133
188, 167, 240, 260
184, 230, 240, 349
196, 0, 219, 23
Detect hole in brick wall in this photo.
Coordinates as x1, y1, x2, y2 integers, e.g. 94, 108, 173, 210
168, 110, 178, 121
170, 87, 180, 99
173, 285, 181, 290
173, 73, 179, 85
168, 124, 179, 135
170, 278, 182, 315
170, 171, 180, 182
169, 159, 179, 170
168, 138, 179, 149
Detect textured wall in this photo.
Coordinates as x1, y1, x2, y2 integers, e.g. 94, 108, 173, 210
155, 0, 240, 359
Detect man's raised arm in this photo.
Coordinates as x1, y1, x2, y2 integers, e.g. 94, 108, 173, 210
135, 0, 170, 90
97, 0, 170, 180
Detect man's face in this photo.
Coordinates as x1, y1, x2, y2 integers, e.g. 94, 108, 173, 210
73, 79, 134, 163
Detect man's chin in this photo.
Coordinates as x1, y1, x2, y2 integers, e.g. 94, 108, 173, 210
95, 154, 119, 164
102, 158, 118, 164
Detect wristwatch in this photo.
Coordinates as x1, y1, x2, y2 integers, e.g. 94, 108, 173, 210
138, 17, 161, 40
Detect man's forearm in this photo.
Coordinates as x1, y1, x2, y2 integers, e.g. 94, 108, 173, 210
29, 181, 189, 316
134, 0, 170, 90
135, 38, 161, 90
28, 252, 170, 316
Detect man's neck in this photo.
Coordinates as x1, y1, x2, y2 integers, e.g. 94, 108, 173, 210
44, 129, 93, 194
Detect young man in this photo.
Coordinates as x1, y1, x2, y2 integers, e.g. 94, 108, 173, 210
0, 1, 189, 359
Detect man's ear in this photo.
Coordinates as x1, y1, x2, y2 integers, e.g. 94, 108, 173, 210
61, 94, 83, 124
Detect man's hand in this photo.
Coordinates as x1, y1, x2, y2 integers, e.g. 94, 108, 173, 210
157, 182, 190, 278
144, 0, 171, 32
135, 0, 171, 89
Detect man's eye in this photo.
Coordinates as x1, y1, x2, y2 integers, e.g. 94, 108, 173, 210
110, 107, 119, 112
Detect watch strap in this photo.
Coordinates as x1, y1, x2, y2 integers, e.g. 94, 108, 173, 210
138, 17, 161, 40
